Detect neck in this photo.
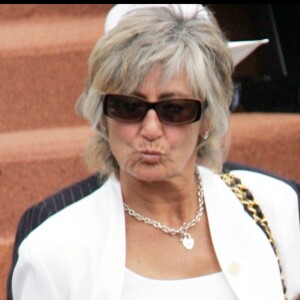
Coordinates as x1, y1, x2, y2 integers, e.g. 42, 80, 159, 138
119, 168, 200, 227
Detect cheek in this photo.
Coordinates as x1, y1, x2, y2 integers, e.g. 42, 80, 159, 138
165, 124, 200, 150
108, 121, 138, 146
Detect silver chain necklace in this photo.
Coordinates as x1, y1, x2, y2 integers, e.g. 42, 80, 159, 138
123, 169, 205, 250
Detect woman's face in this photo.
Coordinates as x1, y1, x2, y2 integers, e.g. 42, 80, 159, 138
106, 66, 205, 182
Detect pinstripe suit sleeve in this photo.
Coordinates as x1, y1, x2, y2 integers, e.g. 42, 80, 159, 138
6, 174, 102, 300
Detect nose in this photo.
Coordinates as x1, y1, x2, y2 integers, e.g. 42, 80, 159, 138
140, 109, 163, 141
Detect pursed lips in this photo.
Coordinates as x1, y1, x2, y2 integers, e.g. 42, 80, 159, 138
140, 150, 162, 163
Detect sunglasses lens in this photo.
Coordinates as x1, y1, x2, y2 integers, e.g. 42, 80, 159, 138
157, 100, 200, 124
104, 95, 146, 122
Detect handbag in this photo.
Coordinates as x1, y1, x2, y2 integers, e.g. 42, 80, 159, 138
220, 172, 287, 299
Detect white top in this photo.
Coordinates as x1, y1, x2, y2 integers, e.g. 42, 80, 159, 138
122, 269, 238, 300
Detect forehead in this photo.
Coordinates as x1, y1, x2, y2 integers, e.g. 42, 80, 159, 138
135, 65, 194, 98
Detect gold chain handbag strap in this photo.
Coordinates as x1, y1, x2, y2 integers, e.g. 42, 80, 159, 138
219, 172, 288, 299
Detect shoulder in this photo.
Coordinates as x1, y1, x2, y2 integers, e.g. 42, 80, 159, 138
13, 174, 125, 296
8, 174, 102, 295
18, 174, 101, 240
18, 174, 121, 257
223, 161, 300, 200
229, 169, 298, 209
200, 166, 299, 225
228, 169, 299, 229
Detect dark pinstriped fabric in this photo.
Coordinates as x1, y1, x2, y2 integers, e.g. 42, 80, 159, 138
7, 163, 300, 300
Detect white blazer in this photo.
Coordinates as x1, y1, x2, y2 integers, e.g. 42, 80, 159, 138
12, 166, 300, 300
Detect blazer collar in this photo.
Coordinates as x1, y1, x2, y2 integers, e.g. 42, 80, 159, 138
200, 166, 284, 299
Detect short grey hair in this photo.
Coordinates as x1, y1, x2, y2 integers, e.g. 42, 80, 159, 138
80, 5, 234, 175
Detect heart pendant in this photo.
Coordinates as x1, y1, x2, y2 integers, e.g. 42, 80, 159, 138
182, 234, 194, 250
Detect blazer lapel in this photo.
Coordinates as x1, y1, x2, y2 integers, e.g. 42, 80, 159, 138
199, 167, 285, 300
91, 174, 127, 300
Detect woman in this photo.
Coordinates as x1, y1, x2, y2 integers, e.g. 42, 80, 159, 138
12, 4, 300, 300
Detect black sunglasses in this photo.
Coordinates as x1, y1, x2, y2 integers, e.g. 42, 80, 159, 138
103, 94, 208, 125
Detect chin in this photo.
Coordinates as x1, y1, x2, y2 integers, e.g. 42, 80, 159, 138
129, 164, 169, 182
